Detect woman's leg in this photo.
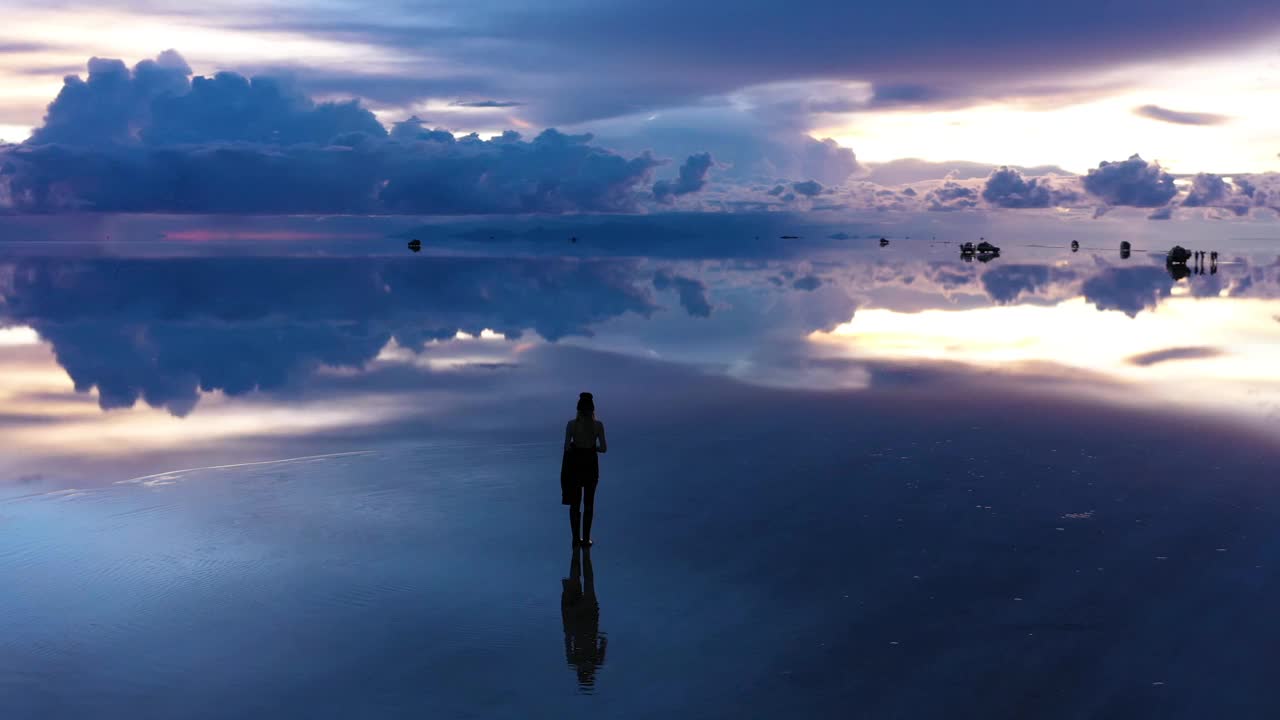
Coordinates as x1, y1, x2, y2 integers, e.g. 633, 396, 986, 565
581, 481, 597, 543
569, 489, 582, 544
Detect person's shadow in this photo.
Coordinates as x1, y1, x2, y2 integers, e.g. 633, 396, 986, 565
561, 546, 607, 692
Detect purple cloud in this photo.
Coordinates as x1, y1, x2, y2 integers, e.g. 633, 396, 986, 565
1083, 155, 1177, 207
982, 167, 1053, 208
1134, 105, 1229, 126
653, 270, 712, 317
792, 180, 823, 197
2, 53, 675, 214
1181, 173, 1251, 215
925, 180, 980, 211
449, 99, 524, 108
653, 152, 714, 202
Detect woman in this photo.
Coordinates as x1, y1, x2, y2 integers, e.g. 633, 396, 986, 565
562, 392, 607, 546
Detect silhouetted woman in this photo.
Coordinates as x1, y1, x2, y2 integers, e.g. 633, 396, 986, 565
562, 392, 607, 546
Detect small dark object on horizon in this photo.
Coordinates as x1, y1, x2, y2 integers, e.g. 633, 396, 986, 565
976, 241, 999, 254
1071, 240, 1079, 252
570, 236, 578, 243
960, 242, 976, 254
408, 239, 422, 253
780, 235, 800, 239
879, 237, 889, 247
1167, 245, 1192, 264
1120, 240, 1132, 259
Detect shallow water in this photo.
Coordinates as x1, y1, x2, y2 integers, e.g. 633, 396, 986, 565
3, 221, 1280, 718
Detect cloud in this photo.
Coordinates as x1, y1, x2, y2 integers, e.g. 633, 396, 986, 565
798, 138, 858, 187
1082, 154, 1177, 207
980, 264, 1072, 303
450, 99, 524, 108
1080, 266, 1172, 317
865, 159, 1070, 186
652, 270, 712, 316
270, 1, 1280, 126
1127, 346, 1224, 366
653, 152, 714, 202
1147, 206, 1174, 220
2, 54, 680, 214
981, 167, 1053, 208
1134, 104, 1229, 126
792, 180, 823, 197
1181, 173, 1229, 207
1181, 173, 1251, 215
30, 50, 196, 147
792, 274, 822, 291
925, 180, 980, 211
586, 106, 858, 186
1, 255, 662, 414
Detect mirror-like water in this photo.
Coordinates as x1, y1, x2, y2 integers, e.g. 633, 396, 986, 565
3, 222, 1279, 718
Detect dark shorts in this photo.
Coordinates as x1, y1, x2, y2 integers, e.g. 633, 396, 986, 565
561, 448, 599, 505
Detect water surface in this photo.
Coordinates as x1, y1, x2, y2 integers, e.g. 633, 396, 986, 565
3, 222, 1280, 718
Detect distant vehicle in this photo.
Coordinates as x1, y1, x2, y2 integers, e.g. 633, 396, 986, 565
960, 242, 976, 253
1120, 240, 1132, 259
879, 237, 889, 247
1070, 240, 1079, 252
976, 241, 1000, 253
408, 239, 422, 253
780, 235, 801, 239
1167, 245, 1192, 264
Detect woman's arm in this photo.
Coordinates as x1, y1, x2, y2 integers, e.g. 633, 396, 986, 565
596, 421, 607, 453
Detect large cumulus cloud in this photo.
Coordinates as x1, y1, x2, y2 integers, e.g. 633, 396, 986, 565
1, 52, 714, 215
1082, 154, 1177, 208
1180, 173, 1252, 216
981, 167, 1081, 208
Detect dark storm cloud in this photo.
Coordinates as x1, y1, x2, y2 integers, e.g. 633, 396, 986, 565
1080, 266, 1172, 317
653, 152, 714, 203
1127, 346, 1224, 366
1134, 105, 1229, 126
652, 270, 712, 317
0, 256, 662, 415
1082, 155, 1178, 207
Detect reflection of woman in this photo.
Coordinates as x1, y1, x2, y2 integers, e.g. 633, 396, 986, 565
562, 546, 607, 691
562, 392, 607, 547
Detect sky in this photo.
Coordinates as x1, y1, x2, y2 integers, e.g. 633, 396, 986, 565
1, 1, 1280, 218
